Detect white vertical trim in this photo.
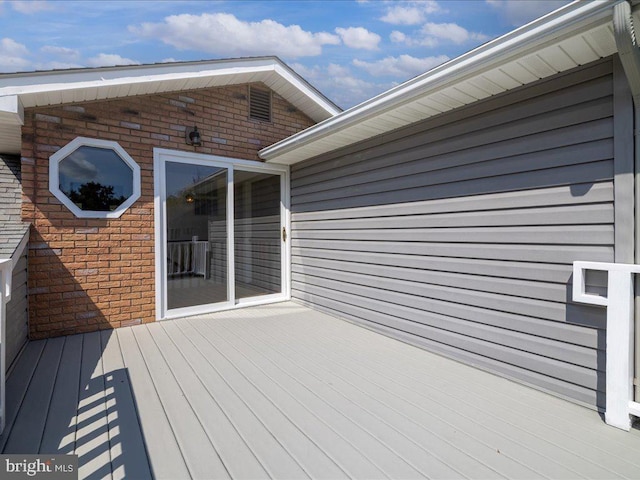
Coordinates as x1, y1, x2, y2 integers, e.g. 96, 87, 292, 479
281, 168, 291, 300
573, 261, 640, 430
228, 165, 236, 305
153, 150, 165, 320
0, 258, 12, 434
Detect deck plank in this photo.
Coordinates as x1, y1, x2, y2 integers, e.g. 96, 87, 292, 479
257, 310, 603, 478
210, 314, 482, 479
188, 316, 388, 479
156, 320, 297, 479
99, 330, 152, 480
75, 331, 112, 480
39, 334, 82, 455
4, 302, 640, 480
116, 327, 190, 480
171, 319, 348, 480
3, 337, 64, 454
131, 325, 230, 479
272, 306, 640, 474
0, 339, 46, 451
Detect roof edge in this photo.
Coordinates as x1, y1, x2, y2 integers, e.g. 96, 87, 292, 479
259, 0, 620, 163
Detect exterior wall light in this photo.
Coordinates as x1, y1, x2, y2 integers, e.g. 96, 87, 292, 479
186, 126, 202, 146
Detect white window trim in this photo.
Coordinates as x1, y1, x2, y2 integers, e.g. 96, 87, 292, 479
49, 137, 141, 219
153, 148, 290, 321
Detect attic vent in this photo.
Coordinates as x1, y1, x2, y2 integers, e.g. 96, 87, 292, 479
249, 87, 271, 122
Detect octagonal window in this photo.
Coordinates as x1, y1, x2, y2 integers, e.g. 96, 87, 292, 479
50, 137, 141, 218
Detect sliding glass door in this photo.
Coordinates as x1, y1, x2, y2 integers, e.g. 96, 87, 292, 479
155, 149, 288, 319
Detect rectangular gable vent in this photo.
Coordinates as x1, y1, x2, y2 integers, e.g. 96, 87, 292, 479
249, 87, 271, 122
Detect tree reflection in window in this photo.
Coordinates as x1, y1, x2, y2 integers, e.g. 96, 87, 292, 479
58, 145, 133, 212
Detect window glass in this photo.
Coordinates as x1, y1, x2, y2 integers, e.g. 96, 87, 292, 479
59, 146, 134, 212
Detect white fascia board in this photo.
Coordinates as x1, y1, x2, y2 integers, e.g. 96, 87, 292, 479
260, 0, 619, 163
273, 63, 341, 117
0, 96, 23, 125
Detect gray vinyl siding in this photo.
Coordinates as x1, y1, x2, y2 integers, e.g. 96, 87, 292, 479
290, 59, 623, 410
6, 251, 28, 372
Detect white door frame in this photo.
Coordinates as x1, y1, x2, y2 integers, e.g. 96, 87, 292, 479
153, 148, 290, 320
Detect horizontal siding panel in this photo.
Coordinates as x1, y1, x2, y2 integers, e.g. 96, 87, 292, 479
292, 239, 613, 264
292, 225, 613, 245
293, 160, 613, 212
292, 183, 614, 221
293, 249, 572, 283
290, 60, 614, 409
293, 116, 612, 195
292, 271, 604, 327
293, 139, 612, 205
292, 257, 568, 303
294, 203, 612, 230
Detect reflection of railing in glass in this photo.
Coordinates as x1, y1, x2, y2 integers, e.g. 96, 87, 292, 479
167, 238, 209, 278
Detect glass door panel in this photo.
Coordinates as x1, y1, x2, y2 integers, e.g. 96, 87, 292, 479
234, 170, 282, 300
165, 161, 228, 310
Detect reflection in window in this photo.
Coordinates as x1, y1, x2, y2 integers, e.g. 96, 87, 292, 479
59, 146, 134, 212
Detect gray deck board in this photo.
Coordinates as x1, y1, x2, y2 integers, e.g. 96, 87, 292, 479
3, 302, 640, 479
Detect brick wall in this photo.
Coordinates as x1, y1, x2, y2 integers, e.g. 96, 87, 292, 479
21, 83, 315, 338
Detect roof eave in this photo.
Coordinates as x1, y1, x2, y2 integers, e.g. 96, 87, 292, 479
259, 0, 621, 165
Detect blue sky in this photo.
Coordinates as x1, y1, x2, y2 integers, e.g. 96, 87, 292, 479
0, 0, 570, 108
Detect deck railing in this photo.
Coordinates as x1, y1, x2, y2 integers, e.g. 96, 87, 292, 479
573, 261, 640, 431
167, 240, 209, 278
0, 258, 12, 434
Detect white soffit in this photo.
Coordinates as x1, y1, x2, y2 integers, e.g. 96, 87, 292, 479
260, 0, 621, 165
0, 57, 340, 154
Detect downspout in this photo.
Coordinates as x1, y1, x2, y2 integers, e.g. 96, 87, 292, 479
613, 0, 640, 404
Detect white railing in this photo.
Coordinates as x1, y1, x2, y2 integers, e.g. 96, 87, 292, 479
167, 239, 209, 278
573, 261, 640, 431
0, 258, 12, 434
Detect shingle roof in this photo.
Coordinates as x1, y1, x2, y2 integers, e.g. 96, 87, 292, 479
0, 154, 29, 259
0, 221, 29, 259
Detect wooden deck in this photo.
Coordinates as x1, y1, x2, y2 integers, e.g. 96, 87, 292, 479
2, 302, 640, 479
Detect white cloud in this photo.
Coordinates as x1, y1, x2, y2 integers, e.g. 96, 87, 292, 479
353, 54, 449, 78
0, 37, 30, 71
86, 53, 139, 67
390, 31, 407, 43
291, 62, 389, 108
41, 45, 80, 60
421, 22, 488, 45
486, 0, 570, 26
131, 13, 340, 58
10, 0, 53, 14
335, 27, 380, 50
380, 1, 440, 25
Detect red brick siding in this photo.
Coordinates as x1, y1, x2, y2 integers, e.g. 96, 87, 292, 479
21, 84, 315, 339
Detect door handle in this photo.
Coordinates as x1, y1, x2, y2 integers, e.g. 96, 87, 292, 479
282, 226, 287, 242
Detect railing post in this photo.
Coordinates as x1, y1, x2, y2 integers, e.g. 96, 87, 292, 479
606, 269, 635, 430
573, 261, 640, 431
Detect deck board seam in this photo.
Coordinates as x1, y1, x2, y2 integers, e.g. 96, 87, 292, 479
247, 313, 555, 478
145, 323, 233, 479
37, 336, 67, 454
160, 320, 274, 479
271, 310, 640, 472
187, 318, 356, 479
127, 326, 193, 479
212, 315, 469, 480
193, 316, 412, 479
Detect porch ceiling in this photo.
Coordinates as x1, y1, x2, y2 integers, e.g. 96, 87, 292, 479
2, 302, 639, 479
260, 1, 624, 165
